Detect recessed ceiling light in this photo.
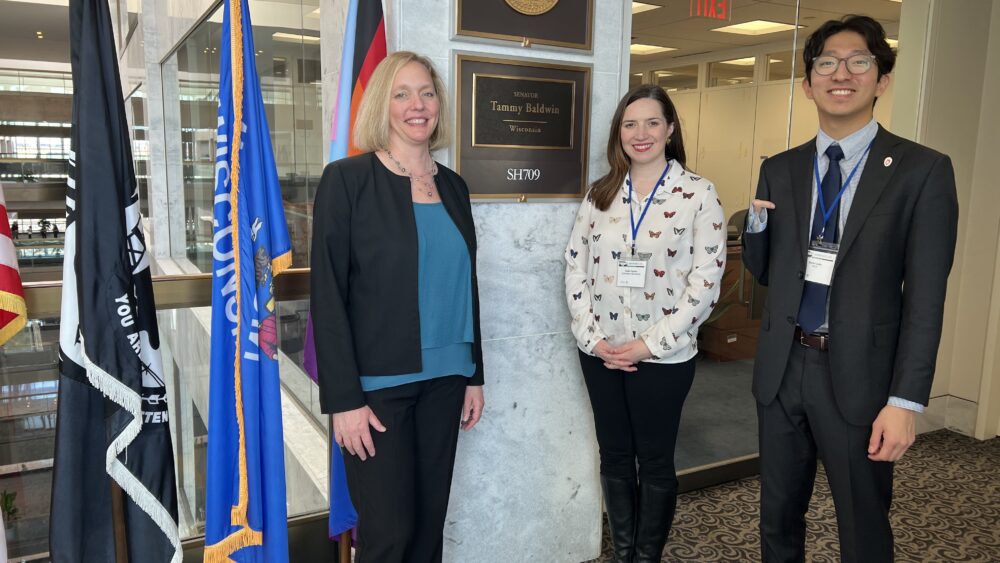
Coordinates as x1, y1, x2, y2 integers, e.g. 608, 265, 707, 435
718, 57, 757, 66
889, 0, 902, 3
712, 20, 799, 36
655, 70, 673, 76
272, 32, 321, 45
630, 44, 676, 55
887, 38, 899, 48
632, 2, 660, 14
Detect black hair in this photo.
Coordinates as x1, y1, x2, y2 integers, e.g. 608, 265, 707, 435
803, 15, 896, 84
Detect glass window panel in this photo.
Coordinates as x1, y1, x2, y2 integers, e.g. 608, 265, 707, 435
766, 50, 804, 81
707, 57, 756, 87
653, 64, 699, 91
156, 296, 328, 539
126, 89, 150, 217
166, 0, 322, 274
0, 316, 60, 561
629, 0, 798, 477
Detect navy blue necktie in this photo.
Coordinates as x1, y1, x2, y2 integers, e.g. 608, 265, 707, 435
797, 143, 845, 334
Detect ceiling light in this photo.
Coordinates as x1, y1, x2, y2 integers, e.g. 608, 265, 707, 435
718, 57, 756, 66
272, 32, 321, 45
887, 38, 899, 48
890, 0, 902, 3
632, 2, 660, 14
655, 70, 673, 76
712, 20, 799, 36
630, 44, 676, 55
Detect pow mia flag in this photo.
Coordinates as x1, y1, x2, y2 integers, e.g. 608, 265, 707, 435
50, 0, 180, 561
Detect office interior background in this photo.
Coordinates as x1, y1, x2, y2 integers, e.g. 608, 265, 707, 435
1, 0, 999, 560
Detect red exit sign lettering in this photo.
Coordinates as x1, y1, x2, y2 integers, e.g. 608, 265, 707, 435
690, 0, 729, 20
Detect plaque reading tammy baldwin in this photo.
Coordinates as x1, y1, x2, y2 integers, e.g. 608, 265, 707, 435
473, 74, 575, 149
457, 55, 591, 198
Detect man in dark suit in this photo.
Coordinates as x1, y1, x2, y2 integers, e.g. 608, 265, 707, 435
742, 15, 959, 562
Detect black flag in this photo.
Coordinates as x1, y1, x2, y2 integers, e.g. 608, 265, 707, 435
50, 0, 181, 561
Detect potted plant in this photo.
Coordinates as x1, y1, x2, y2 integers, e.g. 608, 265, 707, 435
1, 489, 18, 543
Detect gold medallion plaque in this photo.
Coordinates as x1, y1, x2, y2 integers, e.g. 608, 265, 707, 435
457, 0, 592, 51
504, 0, 559, 16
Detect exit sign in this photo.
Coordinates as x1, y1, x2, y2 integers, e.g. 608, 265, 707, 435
690, 0, 730, 20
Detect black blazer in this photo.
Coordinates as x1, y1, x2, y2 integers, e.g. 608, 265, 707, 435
311, 152, 484, 414
742, 126, 958, 426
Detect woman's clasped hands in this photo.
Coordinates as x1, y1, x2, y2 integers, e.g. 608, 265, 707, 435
593, 339, 654, 372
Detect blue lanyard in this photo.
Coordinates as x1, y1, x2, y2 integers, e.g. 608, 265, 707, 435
812, 141, 872, 240
627, 162, 672, 256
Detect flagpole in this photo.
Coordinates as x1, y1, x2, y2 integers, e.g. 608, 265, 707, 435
111, 482, 129, 563
326, 414, 351, 563
339, 532, 350, 562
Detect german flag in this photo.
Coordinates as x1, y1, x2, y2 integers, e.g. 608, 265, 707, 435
329, 0, 387, 160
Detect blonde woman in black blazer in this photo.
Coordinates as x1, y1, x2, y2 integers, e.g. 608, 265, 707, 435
311, 51, 484, 563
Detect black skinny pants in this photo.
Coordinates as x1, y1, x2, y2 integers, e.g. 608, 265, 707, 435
579, 350, 696, 489
343, 375, 467, 563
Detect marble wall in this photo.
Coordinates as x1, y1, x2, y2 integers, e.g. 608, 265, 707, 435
446, 203, 601, 562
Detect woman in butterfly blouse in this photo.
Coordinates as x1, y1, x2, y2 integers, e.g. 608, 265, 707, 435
311, 51, 485, 563
564, 84, 726, 563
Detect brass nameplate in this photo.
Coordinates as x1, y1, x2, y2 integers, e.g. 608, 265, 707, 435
472, 74, 575, 150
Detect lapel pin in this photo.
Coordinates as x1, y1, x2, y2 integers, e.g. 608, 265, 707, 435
883, 156, 893, 167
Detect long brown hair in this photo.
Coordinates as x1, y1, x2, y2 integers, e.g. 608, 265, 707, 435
590, 84, 687, 211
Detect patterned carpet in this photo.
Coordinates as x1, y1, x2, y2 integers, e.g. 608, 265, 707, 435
586, 430, 1000, 562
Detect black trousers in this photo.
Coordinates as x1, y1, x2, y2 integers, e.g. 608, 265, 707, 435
578, 350, 696, 489
344, 375, 467, 563
758, 343, 894, 563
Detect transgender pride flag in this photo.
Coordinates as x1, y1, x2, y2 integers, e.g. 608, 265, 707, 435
328, 0, 387, 161
303, 0, 386, 541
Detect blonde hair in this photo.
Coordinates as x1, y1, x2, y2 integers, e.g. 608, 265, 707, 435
353, 51, 450, 152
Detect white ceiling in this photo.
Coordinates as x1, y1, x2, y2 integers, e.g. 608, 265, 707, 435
0, 0, 903, 74
0, 0, 71, 65
631, 0, 901, 68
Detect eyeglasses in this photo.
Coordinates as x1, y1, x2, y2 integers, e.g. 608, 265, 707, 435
811, 54, 877, 76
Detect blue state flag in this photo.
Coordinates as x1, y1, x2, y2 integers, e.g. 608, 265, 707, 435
204, 0, 292, 561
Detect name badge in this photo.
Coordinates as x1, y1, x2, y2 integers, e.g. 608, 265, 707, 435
617, 259, 647, 288
804, 242, 838, 286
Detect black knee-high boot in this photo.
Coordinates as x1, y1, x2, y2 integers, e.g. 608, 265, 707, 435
601, 475, 637, 563
633, 481, 677, 563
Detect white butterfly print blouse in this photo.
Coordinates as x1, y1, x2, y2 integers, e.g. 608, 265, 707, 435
564, 161, 727, 364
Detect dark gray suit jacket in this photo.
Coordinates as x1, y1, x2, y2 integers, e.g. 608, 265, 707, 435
742, 126, 958, 426
311, 152, 483, 414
